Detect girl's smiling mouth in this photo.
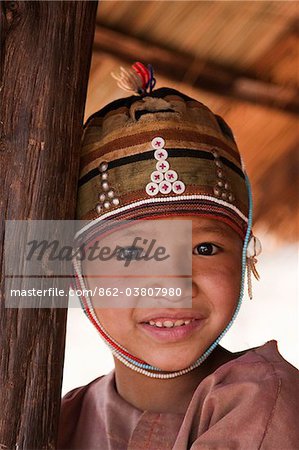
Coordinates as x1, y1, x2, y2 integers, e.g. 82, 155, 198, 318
138, 315, 206, 343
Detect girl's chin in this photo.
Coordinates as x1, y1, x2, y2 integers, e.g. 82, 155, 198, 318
129, 345, 209, 373
140, 355, 200, 373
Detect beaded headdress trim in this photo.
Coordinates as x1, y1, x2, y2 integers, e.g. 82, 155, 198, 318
75, 194, 248, 240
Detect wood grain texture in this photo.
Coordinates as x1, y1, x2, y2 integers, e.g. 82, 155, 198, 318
0, 1, 98, 448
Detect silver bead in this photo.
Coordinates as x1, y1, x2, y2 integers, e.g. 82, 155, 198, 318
96, 204, 102, 214
107, 189, 114, 198
247, 235, 262, 258
212, 150, 219, 158
98, 161, 108, 172
101, 172, 108, 180
103, 201, 111, 209
99, 193, 106, 202
101, 181, 109, 191
217, 169, 223, 178
213, 187, 221, 197
224, 182, 229, 190
215, 159, 222, 167
112, 198, 120, 206
221, 192, 227, 200
228, 193, 234, 202
217, 180, 224, 187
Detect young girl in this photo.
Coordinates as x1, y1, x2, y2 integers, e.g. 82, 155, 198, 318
58, 64, 299, 449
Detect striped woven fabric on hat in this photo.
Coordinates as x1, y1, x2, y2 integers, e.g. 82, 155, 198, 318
76, 87, 249, 242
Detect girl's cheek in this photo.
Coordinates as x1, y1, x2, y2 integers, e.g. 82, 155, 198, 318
193, 256, 239, 278
193, 258, 241, 300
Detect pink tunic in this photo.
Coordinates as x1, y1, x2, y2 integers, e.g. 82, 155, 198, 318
58, 340, 299, 449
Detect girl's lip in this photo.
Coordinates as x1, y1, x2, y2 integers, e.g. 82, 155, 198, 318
138, 312, 206, 323
138, 319, 206, 343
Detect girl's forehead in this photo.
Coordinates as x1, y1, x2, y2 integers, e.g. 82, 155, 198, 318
153, 215, 232, 230
82, 216, 240, 251
153, 216, 243, 243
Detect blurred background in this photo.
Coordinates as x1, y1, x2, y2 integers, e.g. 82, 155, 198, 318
62, 1, 298, 396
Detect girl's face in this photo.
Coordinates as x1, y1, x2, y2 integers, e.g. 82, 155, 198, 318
82, 216, 243, 371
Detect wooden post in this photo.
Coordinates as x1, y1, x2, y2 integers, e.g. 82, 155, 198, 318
0, 1, 98, 448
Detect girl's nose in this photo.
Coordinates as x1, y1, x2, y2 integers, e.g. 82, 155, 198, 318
142, 278, 193, 308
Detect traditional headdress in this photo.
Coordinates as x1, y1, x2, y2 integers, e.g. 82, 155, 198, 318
72, 62, 261, 378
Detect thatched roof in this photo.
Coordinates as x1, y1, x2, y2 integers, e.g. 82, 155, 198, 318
85, 1, 299, 242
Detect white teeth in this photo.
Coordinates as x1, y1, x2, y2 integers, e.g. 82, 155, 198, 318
147, 318, 195, 328
163, 321, 174, 328
174, 320, 184, 326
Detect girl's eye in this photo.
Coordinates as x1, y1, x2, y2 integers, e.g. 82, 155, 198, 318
193, 243, 219, 256
116, 246, 143, 260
